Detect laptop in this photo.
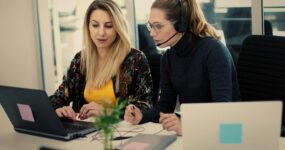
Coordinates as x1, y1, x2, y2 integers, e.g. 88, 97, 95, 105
116, 133, 177, 150
0, 85, 97, 141
181, 101, 282, 150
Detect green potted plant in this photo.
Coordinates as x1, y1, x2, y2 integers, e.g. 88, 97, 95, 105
94, 99, 126, 150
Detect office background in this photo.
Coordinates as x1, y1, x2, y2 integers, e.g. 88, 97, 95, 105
0, 0, 285, 95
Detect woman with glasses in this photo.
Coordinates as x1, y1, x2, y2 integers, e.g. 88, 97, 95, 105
124, 0, 240, 135
49, 0, 153, 120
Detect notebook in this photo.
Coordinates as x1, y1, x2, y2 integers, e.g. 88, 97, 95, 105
0, 85, 97, 141
116, 133, 176, 150
181, 101, 282, 150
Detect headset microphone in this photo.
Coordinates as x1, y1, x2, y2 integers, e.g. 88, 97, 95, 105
156, 32, 178, 46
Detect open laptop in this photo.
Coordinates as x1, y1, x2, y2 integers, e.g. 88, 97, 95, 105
181, 101, 282, 150
0, 85, 97, 141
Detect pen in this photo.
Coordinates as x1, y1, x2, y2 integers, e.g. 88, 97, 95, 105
131, 106, 135, 117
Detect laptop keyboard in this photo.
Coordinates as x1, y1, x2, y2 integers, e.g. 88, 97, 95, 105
61, 120, 95, 133
63, 123, 87, 133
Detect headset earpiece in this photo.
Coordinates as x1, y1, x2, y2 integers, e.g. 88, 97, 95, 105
174, 0, 188, 32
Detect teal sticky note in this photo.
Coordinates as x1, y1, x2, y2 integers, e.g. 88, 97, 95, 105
219, 124, 242, 144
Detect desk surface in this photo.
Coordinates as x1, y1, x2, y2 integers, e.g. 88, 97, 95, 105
0, 104, 178, 150
0, 104, 284, 150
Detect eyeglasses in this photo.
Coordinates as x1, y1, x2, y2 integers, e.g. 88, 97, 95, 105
146, 22, 165, 33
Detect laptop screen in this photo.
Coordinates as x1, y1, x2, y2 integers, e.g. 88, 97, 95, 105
0, 85, 97, 141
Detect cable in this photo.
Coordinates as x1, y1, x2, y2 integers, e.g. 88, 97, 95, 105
114, 126, 145, 137
90, 126, 145, 143
153, 128, 165, 135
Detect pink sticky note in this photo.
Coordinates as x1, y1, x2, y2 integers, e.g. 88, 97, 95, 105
17, 104, 35, 122
123, 141, 150, 150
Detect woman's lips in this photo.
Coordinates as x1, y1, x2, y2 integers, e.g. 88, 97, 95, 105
97, 39, 107, 43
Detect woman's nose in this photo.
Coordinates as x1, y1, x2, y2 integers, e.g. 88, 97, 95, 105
98, 26, 105, 35
149, 28, 156, 37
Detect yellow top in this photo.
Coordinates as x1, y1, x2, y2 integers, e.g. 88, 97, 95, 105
83, 80, 116, 106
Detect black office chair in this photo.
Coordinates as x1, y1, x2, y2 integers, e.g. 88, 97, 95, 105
138, 24, 162, 106
237, 35, 285, 136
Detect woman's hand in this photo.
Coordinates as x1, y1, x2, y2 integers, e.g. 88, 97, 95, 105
159, 112, 182, 136
55, 106, 77, 120
79, 102, 104, 120
124, 104, 142, 125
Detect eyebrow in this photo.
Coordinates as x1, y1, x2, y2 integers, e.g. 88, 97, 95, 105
148, 21, 159, 24
148, 21, 164, 25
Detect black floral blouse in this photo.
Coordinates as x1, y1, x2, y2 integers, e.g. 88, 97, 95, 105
49, 48, 153, 113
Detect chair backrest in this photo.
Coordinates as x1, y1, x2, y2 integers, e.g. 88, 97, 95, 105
237, 35, 285, 136
138, 24, 157, 56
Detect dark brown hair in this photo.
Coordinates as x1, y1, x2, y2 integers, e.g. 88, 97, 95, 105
151, 0, 221, 39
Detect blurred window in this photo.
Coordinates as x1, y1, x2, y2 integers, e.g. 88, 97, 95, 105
264, 0, 285, 36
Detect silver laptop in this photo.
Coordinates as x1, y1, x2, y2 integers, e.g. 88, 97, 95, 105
0, 85, 97, 141
116, 133, 177, 150
181, 101, 282, 150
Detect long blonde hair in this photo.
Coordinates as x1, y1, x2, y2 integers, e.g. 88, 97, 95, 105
81, 0, 131, 90
152, 0, 221, 40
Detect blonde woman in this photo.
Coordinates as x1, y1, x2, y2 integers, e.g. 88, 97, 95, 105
124, 0, 240, 135
50, 0, 152, 120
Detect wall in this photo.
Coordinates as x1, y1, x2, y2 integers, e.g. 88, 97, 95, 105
0, 0, 43, 89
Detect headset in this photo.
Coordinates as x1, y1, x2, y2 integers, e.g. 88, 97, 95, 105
174, 0, 188, 32
156, 0, 188, 46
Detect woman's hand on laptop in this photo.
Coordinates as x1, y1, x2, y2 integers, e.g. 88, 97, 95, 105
55, 106, 77, 120
79, 102, 104, 120
124, 104, 142, 125
159, 112, 182, 136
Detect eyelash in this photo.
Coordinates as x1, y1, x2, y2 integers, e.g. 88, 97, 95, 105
155, 25, 162, 29
105, 25, 113, 28
92, 24, 113, 28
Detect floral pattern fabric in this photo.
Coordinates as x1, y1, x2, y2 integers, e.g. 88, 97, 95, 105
49, 48, 153, 113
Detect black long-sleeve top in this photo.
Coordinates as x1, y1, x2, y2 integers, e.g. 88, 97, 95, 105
141, 33, 240, 123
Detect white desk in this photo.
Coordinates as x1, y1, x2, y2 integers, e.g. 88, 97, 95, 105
0, 104, 178, 150
0, 105, 284, 150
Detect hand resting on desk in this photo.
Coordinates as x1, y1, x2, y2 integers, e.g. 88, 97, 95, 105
124, 105, 182, 136
159, 113, 182, 136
